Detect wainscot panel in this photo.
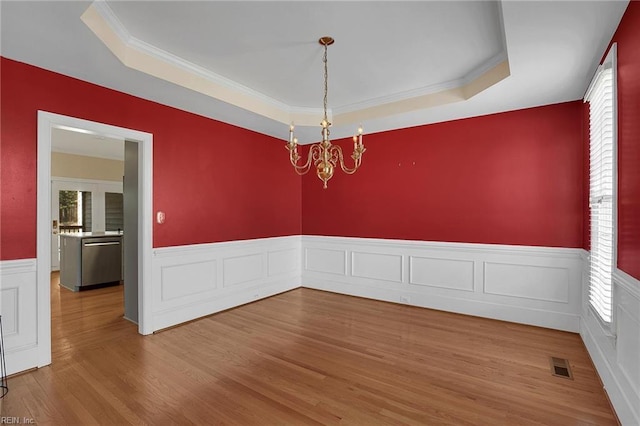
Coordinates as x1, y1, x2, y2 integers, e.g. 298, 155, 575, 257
410, 256, 475, 291
151, 236, 301, 331
223, 253, 263, 287
0, 259, 39, 375
483, 262, 570, 303
304, 247, 346, 275
160, 260, 217, 301
351, 252, 403, 283
302, 236, 583, 332
581, 262, 640, 426
268, 249, 298, 277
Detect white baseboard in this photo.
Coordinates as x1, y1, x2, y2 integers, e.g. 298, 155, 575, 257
150, 236, 301, 331
307, 277, 581, 331
0, 259, 38, 376
301, 236, 584, 332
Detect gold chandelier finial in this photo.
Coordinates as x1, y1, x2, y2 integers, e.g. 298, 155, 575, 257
286, 36, 365, 189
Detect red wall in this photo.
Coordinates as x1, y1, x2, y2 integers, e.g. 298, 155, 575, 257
582, 102, 591, 252
0, 58, 301, 261
610, 1, 640, 280
303, 102, 585, 248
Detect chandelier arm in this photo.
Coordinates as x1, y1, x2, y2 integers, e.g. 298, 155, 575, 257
330, 145, 361, 175
288, 144, 315, 175
327, 144, 339, 166
311, 144, 323, 165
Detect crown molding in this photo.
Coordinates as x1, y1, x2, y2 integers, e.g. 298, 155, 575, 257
92, 0, 130, 44
82, 1, 508, 130
82, 2, 326, 127
333, 58, 510, 126
333, 51, 508, 118
332, 77, 462, 117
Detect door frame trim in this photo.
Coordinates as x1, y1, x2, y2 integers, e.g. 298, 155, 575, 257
37, 111, 154, 367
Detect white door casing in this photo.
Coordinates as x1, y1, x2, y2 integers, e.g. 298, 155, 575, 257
37, 111, 154, 369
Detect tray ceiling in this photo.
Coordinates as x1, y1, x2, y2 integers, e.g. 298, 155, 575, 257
0, 1, 629, 144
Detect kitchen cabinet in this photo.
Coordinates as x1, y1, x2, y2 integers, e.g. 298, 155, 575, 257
59, 232, 123, 291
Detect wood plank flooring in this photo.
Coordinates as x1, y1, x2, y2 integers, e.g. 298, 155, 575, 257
1, 274, 617, 425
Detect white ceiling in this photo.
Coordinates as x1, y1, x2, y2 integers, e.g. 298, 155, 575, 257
51, 127, 123, 161
0, 1, 629, 149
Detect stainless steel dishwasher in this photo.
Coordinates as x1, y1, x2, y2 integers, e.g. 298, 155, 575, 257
81, 237, 122, 287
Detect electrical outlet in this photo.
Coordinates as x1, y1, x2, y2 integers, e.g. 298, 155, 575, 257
401, 295, 410, 304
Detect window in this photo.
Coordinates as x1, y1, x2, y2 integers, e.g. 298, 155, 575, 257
585, 44, 617, 324
58, 190, 92, 233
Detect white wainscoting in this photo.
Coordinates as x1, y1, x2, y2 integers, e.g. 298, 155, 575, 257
6, 233, 637, 426
581, 260, 640, 426
301, 236, 584, 332
0, 259, 39, 375
151, 236, 301, 331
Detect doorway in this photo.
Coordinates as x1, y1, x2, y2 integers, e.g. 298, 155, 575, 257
36, 111, 153, 370
51, 180, 123, 271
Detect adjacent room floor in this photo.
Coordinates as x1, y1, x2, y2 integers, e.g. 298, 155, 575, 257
1, 274, 617, 425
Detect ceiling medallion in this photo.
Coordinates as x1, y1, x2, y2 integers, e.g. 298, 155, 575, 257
286, 37, 365, 189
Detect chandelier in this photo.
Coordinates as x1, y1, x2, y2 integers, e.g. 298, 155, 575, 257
286, 36, 365, 189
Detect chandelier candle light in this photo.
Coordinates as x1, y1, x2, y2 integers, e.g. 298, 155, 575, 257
286, 36, 365, 189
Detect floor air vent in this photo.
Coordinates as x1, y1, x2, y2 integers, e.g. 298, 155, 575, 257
550, 356, 573, 379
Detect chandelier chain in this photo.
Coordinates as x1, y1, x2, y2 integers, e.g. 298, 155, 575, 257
323, 43, 329, 123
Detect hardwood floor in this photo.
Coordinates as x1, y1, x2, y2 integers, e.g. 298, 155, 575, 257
1, 274, 617, 425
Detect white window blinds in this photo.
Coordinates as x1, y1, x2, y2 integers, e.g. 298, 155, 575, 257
585, 48, 616, 324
